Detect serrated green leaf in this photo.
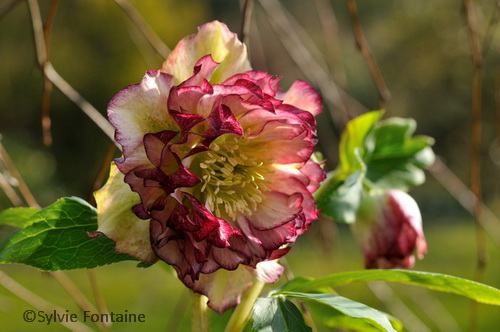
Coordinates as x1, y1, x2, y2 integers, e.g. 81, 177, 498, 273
0, 207, 40, 228
339, 111, 383, 173
317, 170, 365, 223
251, 296, 312, 332
281, 292, 396, 332
0, 197, 136, 271
278, 270, 500, 306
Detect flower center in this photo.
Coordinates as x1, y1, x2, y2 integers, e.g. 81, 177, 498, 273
195, 135, 270, 220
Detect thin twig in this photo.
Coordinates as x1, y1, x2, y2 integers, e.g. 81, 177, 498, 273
313, 0, 348, 88
368, 282, 430, 332
27, 0, 117, 145
346, 0, 391, 110
0, 0, 23, 20
44, 63, 117, 145
429, 158, 500, 247
0, 173, 23, 207
0, 270, 94, 332
463, 0, 487, 330
0, 142, 39, 208
240, 0, 254, 51
113, 0, 170, 59
51, 272, 109, 331
259, 0, 361, 127
86, 270, 110, 321
40, 0, 61, 147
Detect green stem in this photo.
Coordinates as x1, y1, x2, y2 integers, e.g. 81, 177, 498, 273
224, 279, 265, 332
191, 292, 209, 332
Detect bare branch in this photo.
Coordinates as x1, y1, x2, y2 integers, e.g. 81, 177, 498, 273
240, 0, 254, 49
51, 271, 110, 331
0, 270, 94, 332
429, 158, 500, 247
0, 142, 39, 208
113, 0, 170, 59
40, 0, 61, 146
26, 0, 117, 145
259, 0, 363, 128
346, 0, 391, 109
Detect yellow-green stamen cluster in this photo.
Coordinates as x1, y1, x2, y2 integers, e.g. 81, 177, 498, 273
197, 135, 270, 220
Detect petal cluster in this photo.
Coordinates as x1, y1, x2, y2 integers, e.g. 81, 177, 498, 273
95, 21, 325, 313
351, 190, 427, 269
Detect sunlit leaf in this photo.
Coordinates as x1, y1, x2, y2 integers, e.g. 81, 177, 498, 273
281, 292, 397, 332
339, 110, 383, 173
278, 270, 500, 305
0, 207, 40, 228
0, 197, 136, 270
307, 301, 403, 332
251, 296, 312, 332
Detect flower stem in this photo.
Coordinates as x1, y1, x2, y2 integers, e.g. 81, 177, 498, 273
224, 279, 265, 332
191, 292, 209, 332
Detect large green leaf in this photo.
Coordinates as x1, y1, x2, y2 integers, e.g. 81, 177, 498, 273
0, 207, 40, 228
278, 270, 500, 306
251, 296, 312, 332
281, 292, 397, 332
306, 301, 403, 332
0, 197, 136, 270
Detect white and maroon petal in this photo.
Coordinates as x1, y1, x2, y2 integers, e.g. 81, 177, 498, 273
266, 169, 318, 222
162, 21, 251, 84
143, 131, 177, 168
254, 261, 284, 284
243, 121, 314, 164
279, 79, 323, 116
248, 220, 298, 251
182, 267, 254, 315
206, 103, 243, 137
109, 70, 176, 159
179, 55, 219, 88
93, 164, 158, 263
246, 191, 302, 230
299, 159, 326, 193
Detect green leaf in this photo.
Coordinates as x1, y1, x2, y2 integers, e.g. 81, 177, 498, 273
278, 270, 500, 306
306, 301, 403, 332
0, 207, 40, 228
366, 118, 435, 190
281, 292, 396, 332
0, 197, 136, 271
339, 110, 383, 173
317, 170, 365, 223
251, 296, 312, 332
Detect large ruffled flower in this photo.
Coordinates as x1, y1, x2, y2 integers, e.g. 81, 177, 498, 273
93, 21, 325, 313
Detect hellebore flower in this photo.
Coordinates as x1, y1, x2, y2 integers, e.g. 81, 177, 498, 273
93, 21, 325, 313
351, 190, 427, 269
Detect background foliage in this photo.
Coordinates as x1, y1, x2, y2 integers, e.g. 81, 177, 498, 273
0, 0, 498, 331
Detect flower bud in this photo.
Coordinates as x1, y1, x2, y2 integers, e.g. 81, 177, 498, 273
351, 190, 427, 269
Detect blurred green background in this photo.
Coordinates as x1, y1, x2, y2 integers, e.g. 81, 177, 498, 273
0, 0, 499, 331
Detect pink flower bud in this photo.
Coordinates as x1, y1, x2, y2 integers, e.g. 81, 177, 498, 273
351, 190, 427, 269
